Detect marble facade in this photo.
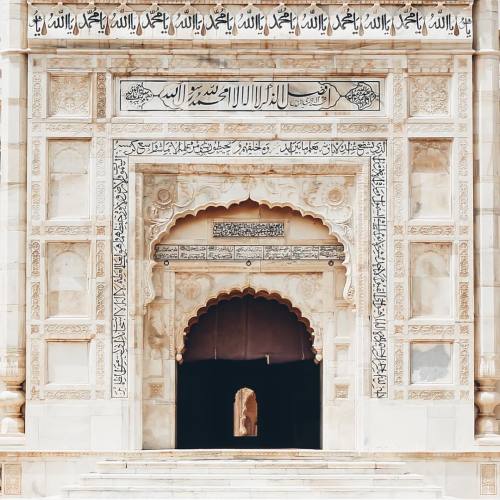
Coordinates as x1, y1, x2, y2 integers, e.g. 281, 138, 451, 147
0, 0, 499, 497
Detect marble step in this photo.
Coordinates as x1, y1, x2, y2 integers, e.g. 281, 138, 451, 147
79, 472, 425, 488
64, 484, 443, 499
96, 460, 405, 474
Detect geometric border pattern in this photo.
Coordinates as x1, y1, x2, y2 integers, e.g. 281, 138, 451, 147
112, 139, 387, 398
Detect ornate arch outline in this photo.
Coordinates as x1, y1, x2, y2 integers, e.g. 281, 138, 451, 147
112, 139, 387, 399
142, 196, 353, 309
176, 286, 323, 364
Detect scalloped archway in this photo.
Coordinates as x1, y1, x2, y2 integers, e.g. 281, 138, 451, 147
178, 287, 320, 364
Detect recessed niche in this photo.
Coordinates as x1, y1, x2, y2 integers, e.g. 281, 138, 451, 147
410, 140, 451, 219
47, 340, 90, 384
48, 140, 90, 220
410, 242, 451, 318
47, 242, 90, 317
410, 342, 452, 384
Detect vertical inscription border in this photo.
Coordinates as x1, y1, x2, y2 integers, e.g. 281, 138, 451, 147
112, 139, 387, 398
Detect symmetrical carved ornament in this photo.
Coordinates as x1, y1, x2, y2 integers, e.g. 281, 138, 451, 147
480, 463, 498, 496
113, 139, 387, 398
48, 74, 90, 117
335, 385, 349, 399
408, 390, 455, 400
171, 274, 323, 361
96, 72, 107, 119
409, 76, 449, 116
120, 79, 381, 113
1, 463, 22, 495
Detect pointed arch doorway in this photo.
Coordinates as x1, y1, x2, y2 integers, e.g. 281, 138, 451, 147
176, 292, 321, 449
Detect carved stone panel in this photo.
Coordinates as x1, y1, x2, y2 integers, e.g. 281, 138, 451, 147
48, 74, 91, 118
409, 76, 449, 116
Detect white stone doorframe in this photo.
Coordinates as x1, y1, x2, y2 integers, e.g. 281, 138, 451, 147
114, 142, 383, 450
155, 284, 329, 450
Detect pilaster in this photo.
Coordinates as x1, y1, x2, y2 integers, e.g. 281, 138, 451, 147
473, 0, 500, 439
0, 0, 28, 436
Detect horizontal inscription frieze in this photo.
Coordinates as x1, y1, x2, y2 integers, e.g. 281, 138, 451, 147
154, 244, 344, 262
119, 79, 381, 112
28, 4, 472, 41
213, 222, 285, 237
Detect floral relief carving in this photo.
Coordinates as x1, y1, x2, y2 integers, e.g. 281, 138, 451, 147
394, 342, 404, 385
31, 241, 40, 276
409, 76, 449, 116
44, 324, 92, 338
337, 123, 388, 134
29, 338, 41, 400
459, 341, 469, 385
168, 123, 220, 134
408, 390, 455, 400
45, 390, 92, 400
335, 385, 349, 399
480, 463, 497, 496
225, 123, 275, 134
95, 325, 105, 391
96, 283, 105, 320
458, 139, 469, 177
394, 241, 405, 278
31, 282, 40, 320
457, 73, 468, 119
32, 139, 41, 176
32, 73, 42, 118
96, 181, 105, 215
2, 463, 22, 495
171, 272, 323, 359
459, 182, 468, 221
144, 174, 356, 303
459, 282, 469, 320
408, 225, 454, 236
45, 226, 91, 235
459, 241, 469, 277
96, 72, 107, 119
49, 74, 90, 117
281, 124, 330, 134
96, 241, 105, 278
31, 183, 41, 221
393, 74, 405, 121
111, 123, 163, 134
394, 283, 405, 321
408, 325, 454, 337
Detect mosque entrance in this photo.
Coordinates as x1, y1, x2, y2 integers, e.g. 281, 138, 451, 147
176, 294, 321, 449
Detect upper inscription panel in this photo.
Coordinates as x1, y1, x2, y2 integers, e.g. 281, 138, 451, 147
119, 79, 382, 113
28, 3, 472, 41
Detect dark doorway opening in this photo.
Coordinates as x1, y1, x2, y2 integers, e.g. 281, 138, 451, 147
176, 294, 321, 449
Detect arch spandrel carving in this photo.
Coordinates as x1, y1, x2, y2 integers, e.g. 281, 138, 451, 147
169, 284, 324, 363
142, 174, 356, 306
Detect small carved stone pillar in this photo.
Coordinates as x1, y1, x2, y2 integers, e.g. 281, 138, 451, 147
0, 0, 28, 435
475, 356, 500, 438
473, 0, 500, 438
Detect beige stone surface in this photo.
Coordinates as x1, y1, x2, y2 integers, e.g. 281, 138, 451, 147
0, 0, 498, 497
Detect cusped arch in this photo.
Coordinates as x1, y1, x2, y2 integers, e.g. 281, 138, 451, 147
175, 287, 323, 364
143, 196, 354, 307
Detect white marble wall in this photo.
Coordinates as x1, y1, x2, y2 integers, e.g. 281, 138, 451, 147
0, 0, 497, 465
